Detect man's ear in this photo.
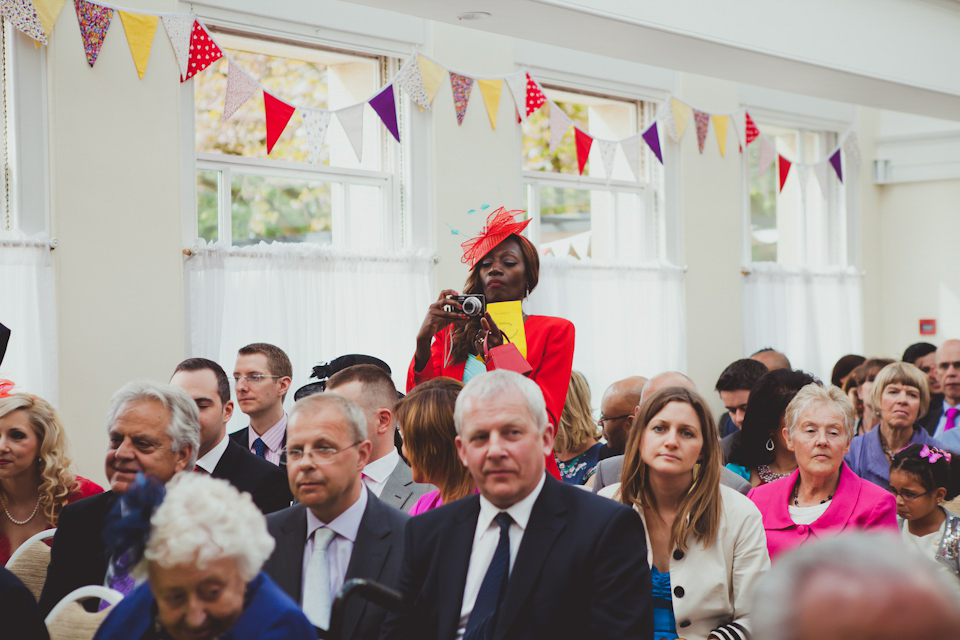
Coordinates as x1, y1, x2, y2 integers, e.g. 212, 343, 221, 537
222, 400, 234, 424
541, 423, 556, 454
376, 409, 392, 436
455, 435, 468, 467
278, 376, 292, 397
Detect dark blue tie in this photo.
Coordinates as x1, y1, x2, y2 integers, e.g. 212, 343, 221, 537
465, 512, 513, 640
253, 437, 266, 458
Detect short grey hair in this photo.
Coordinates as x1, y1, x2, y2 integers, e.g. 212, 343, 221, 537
784, 383, 855, 444
454, 370, 548, 435
290, 392, 367, 443
106, 380, 201, 470
139, 473, 274, 581
752, 533, 960, 640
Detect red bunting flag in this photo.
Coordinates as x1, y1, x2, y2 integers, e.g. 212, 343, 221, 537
745, 112, 759, 146
575, 127, 593, 175
263, 91, 296, 154
525, 73, 546, 116
778, 154, 792, 192
181, 22, 222, 82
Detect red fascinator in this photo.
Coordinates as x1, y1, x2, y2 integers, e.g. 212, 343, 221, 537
460, 207, 532, 268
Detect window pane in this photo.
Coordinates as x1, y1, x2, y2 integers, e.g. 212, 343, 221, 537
230, 173, 332, 245
537, 185, 594, 258
748, 140, 777, 262
197, 170, 220, 242
346, 184, 384, 250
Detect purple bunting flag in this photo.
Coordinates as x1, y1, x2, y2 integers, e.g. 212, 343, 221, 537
829, 149, 843, 182
370, 85, 400, 143
642, 122, 663, 164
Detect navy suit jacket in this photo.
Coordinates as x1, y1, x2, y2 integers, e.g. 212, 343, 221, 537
213, 439, 292, 514
381, 475, 653, 640
918, 393, 945, 436
262, 489, 409, 640
38, 491, 118, 616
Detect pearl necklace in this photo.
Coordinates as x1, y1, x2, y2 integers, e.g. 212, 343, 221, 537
0, 494, 40, 525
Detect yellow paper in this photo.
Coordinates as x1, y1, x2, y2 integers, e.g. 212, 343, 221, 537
417, 55, 445, 105
712, 114, 729, 157
477, 78, 502, 130
119, 11, 159, 79
487, 300, 527, 358
671, 99, 691, 141
33, 0, 68, 42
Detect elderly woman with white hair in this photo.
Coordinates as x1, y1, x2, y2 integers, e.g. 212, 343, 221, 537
94, 473, 315, 640
748, 383, 897, 562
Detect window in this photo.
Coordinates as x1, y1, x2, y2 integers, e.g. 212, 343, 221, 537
193, 31, 402, 250
521, 87, 663, 263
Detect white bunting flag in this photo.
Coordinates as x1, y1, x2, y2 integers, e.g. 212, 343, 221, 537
621, 134, 641, 182
598, 140, 617, 183
302, 109, 333, 165
222, 60, 260, 121
337, 103, 365, 163
505, 71, 528, 122
396, 58, 430, 110
162, 15, 193, 79
843, 132, 861, 168
812, 160, 831, 197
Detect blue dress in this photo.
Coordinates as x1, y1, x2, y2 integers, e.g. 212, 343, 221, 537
93, 572, 316, 640
555, 442, 603, 485
651, 567, 679, 640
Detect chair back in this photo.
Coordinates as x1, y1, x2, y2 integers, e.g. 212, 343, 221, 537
45, 585, 124, 640
5, 528, 56, 601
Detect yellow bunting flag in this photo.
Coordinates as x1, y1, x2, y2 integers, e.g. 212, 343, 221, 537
712, 114, 729, 157
671, 99, 691, 142
477, 78, 502, 130
118, 11, 159, 79
33, 0, 67, 43
487, 300, 527, 358
417, 55, 446, 106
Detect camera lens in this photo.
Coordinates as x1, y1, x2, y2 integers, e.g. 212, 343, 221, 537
462, 296, 481, 316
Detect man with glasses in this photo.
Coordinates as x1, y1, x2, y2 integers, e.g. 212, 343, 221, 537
262, 392, 408, 639
597, 376, 648, 459
230, 342, 293, 466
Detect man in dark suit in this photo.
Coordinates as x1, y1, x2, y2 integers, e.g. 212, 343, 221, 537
230, 342, 293, 466
38, 381, 201, 615
904, 342, 944, 435
171, 357, 291, 513
382, 370, 652, 640
262, 392, 408, 639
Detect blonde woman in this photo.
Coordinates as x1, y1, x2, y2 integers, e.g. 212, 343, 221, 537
599, 387, 769, 640
0, 387, 103, 564
554, 371, 603, 485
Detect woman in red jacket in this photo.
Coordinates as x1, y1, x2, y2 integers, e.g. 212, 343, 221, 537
408, 207, 574, 479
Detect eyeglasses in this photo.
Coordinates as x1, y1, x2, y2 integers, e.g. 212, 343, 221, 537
233, 374, 282, 384
888, 487, 930, 502
286, 442, 362, 465
598, 413, 632, 426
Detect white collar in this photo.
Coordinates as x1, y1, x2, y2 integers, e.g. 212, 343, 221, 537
306, 485, 368, 541
195, 434, 230, 473
476, 473, 546, 534
363, 448, 400, 484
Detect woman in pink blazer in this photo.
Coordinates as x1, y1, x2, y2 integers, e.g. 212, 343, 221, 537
749, 383, 897, 561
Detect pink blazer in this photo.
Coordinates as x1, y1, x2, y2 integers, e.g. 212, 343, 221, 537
748, 462, 897, 561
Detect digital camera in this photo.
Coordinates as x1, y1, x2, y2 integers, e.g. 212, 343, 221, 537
446, 293, 486, 317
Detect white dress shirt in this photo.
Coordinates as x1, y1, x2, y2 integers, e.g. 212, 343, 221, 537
195, 434, 229, 473
361, 449, 400, 498
247, 413, 287, 465
456, 474, 546, 639
301, 487, 368, 608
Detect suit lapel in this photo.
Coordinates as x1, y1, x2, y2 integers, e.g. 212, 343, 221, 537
211, 440, 239, 479
438, 498, 482, 640
341, 492, 390, 639
494, 478, 566, 639
274, 506, 309, 603
381, 459, 413, 509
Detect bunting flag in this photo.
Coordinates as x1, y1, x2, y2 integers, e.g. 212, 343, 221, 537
263, 91, 296, 155
301, 108, 333, 165
118, 11, 158, 79
395, 58, 430, 110
449, 72, 473, 126
574, 127, 593, 175
828, 149, 843, 182
222, 59, 259, 121
548, 102, 572, 152
3, 0, 47, 44
417, 55, 445, 106
661, 104, 679, 143
162, 15, 192, 78
642, 121, 663, 164
597, 140, 617, 181
505, 71, 527, 122
622, 135, 641, 181
477, 78, 502, 129
712, 114, 729, 157
181, 21, 221, 82
336, 103, 365, 162
758, 136, 776, 176
778, 154, 792, 192
525, 73, 546, 116
33, 0, 66, 42
843, 132, 861, 168
812, 160, 830, 197
693, 110, 710, 154
671, 99, 691, 141
369, 84, 400, 142
734, 110, 747, 152
745, 112, 759, 146
74, 0, 112, 66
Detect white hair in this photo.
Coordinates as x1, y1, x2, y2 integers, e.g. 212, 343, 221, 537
289, 392, 367, 443
783, 383, 856, 443
106, 380, 201, 470
454, 370, 548, 434
140, 473, 274, 581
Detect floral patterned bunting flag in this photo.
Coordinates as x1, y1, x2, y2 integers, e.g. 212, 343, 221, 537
74, 0, 112, 66
181, 21, 222, 82
3, 0, 47, 44
222, 59, 259, 121
548, 102, 572, 152
449, 72, 474, 126
575, 127, 593, 175
396, 58, 430, 110
597, 139, 617, 182
302, 108, 333, 165
161, 15, 192, 78
693, 110, 710, 154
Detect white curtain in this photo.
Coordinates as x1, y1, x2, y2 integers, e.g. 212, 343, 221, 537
526, 255, 686, 404
742, 262, 863, 383
184, 240, 436, 433
0, 232, 58, 404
